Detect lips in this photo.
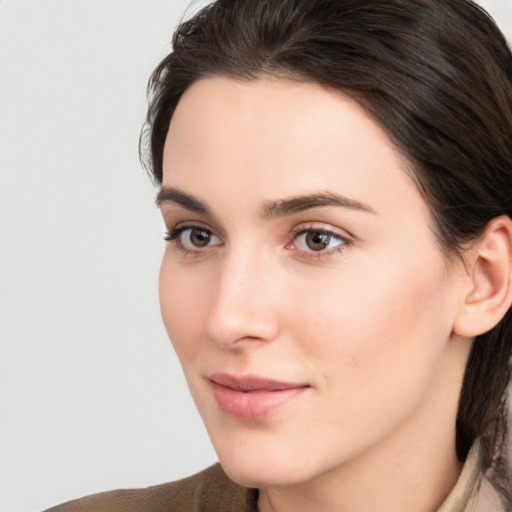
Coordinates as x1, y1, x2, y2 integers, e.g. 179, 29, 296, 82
209, 372, 310, 421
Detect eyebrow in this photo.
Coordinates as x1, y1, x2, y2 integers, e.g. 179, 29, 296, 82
156, 187, 376, 218
156, 187, 211, 215
261, 191, 376, 218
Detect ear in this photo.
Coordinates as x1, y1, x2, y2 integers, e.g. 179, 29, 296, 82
453, 216, 512, 338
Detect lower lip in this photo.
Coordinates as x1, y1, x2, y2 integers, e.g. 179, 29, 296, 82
210, 382, 308, 421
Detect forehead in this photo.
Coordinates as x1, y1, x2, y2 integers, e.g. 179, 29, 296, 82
162, 76, 428, 224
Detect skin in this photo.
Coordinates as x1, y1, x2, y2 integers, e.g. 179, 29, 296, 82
158, 76, 474, 512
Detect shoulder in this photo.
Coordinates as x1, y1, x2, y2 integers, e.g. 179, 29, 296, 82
44, 464, 258, 512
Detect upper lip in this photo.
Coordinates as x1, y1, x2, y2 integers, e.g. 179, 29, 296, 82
209, 372, 309, 392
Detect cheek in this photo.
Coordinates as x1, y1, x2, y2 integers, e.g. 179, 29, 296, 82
159, 255, 208, 361
290, 249, 453, 403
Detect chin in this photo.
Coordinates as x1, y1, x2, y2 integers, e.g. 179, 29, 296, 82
209, 430, 324, 489
219, 455, 310, 489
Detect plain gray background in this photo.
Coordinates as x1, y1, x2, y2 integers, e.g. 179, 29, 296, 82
1, 1, 511, 511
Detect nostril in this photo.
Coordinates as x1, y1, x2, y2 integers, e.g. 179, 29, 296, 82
204, 297, 280, 349
202, 252, 281, 348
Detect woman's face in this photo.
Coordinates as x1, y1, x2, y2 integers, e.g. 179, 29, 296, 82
159, 76, 469, 488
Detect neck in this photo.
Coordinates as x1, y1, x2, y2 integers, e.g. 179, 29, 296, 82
258, 430, 462, 512
258, 338, 471, 512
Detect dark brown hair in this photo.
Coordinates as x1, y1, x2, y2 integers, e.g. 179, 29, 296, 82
141, 0, 512, 505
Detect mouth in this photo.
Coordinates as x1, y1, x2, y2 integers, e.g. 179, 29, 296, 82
208, 372, 310, 421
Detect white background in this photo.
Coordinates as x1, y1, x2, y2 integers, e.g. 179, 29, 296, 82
1, 1, 511, 511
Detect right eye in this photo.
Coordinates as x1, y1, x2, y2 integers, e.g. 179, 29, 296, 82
165, 226, 223, 251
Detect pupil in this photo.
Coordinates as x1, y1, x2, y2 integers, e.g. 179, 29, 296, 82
191, 229, 211, 247
306, 231, 329, 250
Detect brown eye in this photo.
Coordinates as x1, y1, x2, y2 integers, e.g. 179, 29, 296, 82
305, 231, 331, 251
188, 228, 212, 247
293, 228, 347, 254
165, 225, 222, 252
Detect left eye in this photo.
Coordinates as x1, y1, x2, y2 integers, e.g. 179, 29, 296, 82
294, 230, 346, 252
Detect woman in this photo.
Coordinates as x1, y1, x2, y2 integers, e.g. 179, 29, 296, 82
46, 0, 512, 511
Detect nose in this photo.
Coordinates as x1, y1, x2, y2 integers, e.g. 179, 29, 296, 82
204, 247, 281, 349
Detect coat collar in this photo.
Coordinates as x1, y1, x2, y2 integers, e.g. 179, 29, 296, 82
438, 439, 504, 512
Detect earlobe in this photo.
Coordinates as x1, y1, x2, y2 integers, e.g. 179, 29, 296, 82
453, 216, 512, 338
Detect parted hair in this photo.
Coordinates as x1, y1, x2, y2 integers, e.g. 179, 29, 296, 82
140, 0, 512, 506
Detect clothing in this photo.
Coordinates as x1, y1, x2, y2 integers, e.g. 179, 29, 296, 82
44, 464, 258, 512
438, 441, 504, 512
44, 442, 503, 512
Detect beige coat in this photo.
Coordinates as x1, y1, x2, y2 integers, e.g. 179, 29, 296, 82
439, 441, 505, 512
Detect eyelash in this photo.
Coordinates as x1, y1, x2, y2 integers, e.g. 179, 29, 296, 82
164, 224, 352, 259
288, 226, 352, 259
164, 224, 220, 255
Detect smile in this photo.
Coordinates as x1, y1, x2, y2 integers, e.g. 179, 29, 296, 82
208, 373, 310, 421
